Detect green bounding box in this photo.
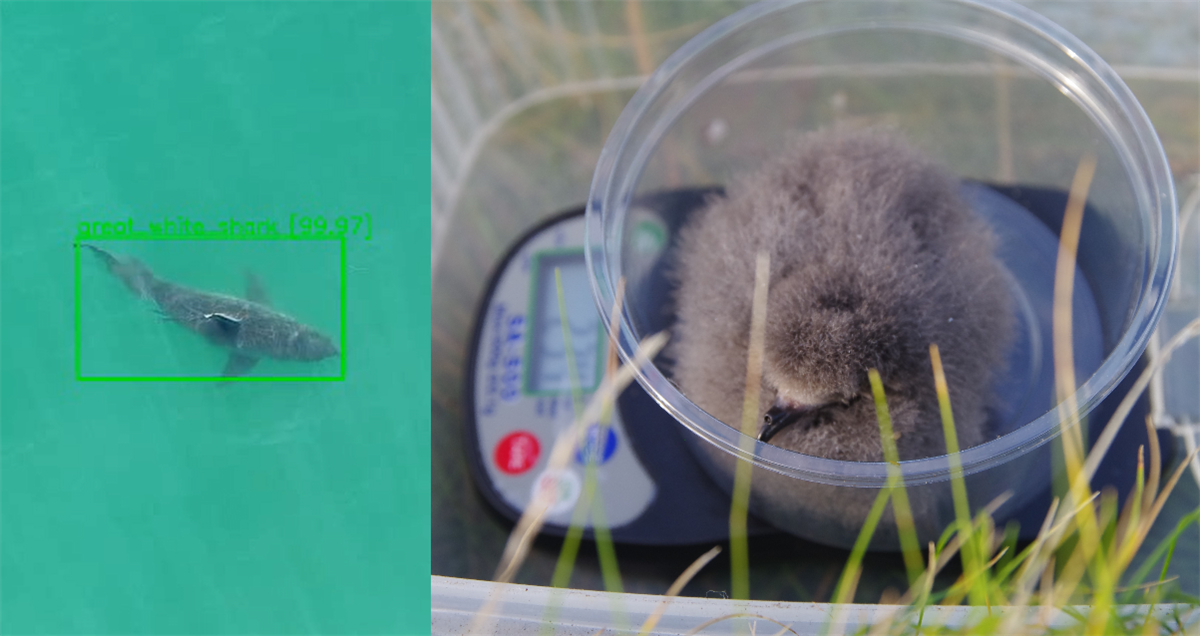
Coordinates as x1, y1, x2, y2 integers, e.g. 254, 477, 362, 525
74, 234, 346, 382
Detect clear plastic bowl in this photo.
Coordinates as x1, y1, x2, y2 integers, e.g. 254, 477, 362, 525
585, 0, 1176, 548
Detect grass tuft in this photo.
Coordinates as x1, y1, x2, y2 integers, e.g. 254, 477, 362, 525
474, 154, 1200, 636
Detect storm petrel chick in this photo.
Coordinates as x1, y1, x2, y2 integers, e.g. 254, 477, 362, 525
671, 129, 1013, 462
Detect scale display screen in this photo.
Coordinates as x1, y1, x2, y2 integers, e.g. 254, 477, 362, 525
525, 250, 602, 394
467, 209, 658, 537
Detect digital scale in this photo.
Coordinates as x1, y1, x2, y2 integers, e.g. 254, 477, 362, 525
463, 185, 1168, 547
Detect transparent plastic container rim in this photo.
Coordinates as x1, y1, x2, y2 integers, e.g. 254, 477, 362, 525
584, 0, 1177, 488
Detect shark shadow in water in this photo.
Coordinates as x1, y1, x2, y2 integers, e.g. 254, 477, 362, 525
80, 243, 340, 378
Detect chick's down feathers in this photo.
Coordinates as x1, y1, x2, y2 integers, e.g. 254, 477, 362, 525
671, 130, 1014, 462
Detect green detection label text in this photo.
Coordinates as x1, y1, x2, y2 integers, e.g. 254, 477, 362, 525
78, 214, 373, 240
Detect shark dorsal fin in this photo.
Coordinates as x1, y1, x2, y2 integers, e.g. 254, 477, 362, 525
245, 272, 271, 306
202, 312, 242, 345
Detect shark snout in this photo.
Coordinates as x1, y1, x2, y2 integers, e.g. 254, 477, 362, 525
282, 325, 339, 361
315, 337, 339, 360
305, 332, 340, 361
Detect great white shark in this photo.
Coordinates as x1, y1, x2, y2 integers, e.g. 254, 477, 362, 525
80, 244, 339, 377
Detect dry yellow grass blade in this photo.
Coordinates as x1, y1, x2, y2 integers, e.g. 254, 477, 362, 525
998, 535, 1056, 633
1051, 153, 1097, 489
1127, 444, 1200, 560
731, 251, 772, 601
1111, 576, 1180, 595
1078, 316, 1200, 491
1037, 556, 1056, 628
623, 0, 654, 75
1051, 155, 1098, 541
1115, 444, 1146, 553
998, 493, 1099, 634
907, 542, 939, 635
866, 592, 903, 636
739, 251, 772, 439
461, 0, 704, 75
1051, 528, 1095, 605
681, 613, 799, 636
637, 546, 723, 636
1047, 153, 1118, 635
605, 279, 626, 383
1144, 416, 1161, 518
767, 624, 799, 636
600, 278, 627, 428
1097, 321, 1200, 576
896, 493, 1014, 607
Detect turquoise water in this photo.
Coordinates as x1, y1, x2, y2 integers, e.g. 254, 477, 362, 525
1, 3, 429, 633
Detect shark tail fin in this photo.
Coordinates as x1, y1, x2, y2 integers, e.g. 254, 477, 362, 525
78, 243, 119, 269
78, 243, 157, 298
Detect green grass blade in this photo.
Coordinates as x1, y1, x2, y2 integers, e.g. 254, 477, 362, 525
547, 268, 627, 630
929, 345, 989, 608
590, 490, 625, 594
826, 372, 921, 627
868, 370, 923, 585
1123, 507, 1200, 602
830, 486, 892, 606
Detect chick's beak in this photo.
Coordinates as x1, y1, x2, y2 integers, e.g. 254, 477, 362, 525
759, 402, 817, 443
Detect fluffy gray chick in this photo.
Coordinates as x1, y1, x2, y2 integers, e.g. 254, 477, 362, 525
671, 129, 1013, 462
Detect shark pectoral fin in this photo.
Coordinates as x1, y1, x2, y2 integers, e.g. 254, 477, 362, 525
245, 271, 271, 306
154, 308, 178, 323
222, 353, 259, 378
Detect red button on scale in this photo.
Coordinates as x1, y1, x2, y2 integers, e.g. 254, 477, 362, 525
494, 431, 540, 475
